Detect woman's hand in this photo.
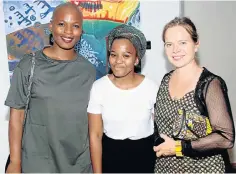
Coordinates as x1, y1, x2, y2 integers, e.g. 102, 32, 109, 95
153, 134, 176, 157
6, 161, 21, 173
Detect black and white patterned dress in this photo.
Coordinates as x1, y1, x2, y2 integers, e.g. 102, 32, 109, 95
153, 69, 234, 173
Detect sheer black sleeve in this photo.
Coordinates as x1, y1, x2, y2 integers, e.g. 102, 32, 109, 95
183, 78, 235, 155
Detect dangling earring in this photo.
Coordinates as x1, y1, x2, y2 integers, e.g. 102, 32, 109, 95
49, 32, 54, 45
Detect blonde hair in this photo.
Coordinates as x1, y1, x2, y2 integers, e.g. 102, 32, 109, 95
162, 17, 199, 43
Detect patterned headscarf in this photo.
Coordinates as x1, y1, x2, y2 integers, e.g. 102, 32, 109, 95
108, 24, 147, 60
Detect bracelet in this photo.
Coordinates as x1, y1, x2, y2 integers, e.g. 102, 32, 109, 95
175, 140, 183, 157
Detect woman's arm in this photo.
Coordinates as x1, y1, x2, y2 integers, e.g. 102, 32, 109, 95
7, 108, 24, 173
183, 78, 235, 156
88, 113, 103, 173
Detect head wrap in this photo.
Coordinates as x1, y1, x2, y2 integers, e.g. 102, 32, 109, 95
108, 24, 147, 60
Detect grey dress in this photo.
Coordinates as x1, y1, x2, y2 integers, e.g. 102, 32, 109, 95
5, 50, 96, 173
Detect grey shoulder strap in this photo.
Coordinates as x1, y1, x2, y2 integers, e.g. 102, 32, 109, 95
22, 52, 36, 129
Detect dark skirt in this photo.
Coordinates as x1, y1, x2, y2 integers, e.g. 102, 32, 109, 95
102, 133, 156, 173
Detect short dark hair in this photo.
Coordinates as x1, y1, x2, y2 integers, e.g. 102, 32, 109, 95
51, 2, 83, 21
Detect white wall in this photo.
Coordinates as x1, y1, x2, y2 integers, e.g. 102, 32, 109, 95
183, 1, 236, 163
0, 1, 180, 171
141, 0, 180, 84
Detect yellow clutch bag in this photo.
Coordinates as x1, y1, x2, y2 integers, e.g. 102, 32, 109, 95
173, 109, 212, 140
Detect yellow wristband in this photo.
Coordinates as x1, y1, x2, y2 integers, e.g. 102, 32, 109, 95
175, 140, 183, 157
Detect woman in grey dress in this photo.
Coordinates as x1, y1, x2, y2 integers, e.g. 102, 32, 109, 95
5, 2, 95, 173
153, 17, 235, 173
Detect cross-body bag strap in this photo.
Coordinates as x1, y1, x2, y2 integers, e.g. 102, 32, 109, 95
22, 52, 36, 132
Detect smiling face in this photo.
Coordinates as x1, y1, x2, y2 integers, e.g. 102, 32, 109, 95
164, 26, 199, 68
49, 5, 83, 50
109, 38, 139, 78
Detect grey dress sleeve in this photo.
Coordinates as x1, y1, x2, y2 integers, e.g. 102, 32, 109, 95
5, 55, 32, 109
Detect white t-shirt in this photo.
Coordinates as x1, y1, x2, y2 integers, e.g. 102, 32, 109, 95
87, 75, 159, 140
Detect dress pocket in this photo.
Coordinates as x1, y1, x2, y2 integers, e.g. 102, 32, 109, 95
22, 123, 49, 158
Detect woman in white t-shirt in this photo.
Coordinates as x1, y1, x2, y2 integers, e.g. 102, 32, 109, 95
87, 24, 158, 173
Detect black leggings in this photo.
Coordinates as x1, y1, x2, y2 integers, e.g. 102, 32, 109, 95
102, 134, 156, 173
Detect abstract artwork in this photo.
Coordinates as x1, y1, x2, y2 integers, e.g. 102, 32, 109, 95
3, 0, 140, 79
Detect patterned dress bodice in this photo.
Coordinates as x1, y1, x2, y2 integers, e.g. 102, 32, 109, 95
154, 73, 225, 173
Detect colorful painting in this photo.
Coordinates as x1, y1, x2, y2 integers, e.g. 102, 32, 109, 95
3, 0, 140, 79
